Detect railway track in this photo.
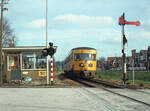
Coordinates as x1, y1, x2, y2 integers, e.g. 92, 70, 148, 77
89, 78, 124, 88
69, 77, 150, 107
103, 88, 150, 107
131, 89, 150, 95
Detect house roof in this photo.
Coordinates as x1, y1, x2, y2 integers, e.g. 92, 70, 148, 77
2, 46, 46, 53
140, 50, 147, 54
107, 57, 121, 61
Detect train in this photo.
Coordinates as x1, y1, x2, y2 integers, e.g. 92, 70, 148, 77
64, 47, 97, 79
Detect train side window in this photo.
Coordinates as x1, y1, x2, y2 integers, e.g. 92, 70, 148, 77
74, 53, 80, 61
92, 54, 96, 61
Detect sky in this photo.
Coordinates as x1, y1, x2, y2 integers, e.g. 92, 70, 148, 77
4, 0, 150, 61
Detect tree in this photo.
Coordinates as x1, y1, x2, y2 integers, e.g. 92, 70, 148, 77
1, 19, 17, 47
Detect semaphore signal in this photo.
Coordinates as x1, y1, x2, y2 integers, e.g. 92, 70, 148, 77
119, 15, 140, 26
118, 13, 140, 85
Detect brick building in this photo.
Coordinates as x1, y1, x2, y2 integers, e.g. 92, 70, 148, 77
147, 46, 150, 70
107, 57, 121, 69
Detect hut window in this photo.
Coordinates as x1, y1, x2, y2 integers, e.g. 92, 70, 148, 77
8, 55, 20, 70
22, 54, 35, 69
22, 52, 46, 69
36, 53, 46, 69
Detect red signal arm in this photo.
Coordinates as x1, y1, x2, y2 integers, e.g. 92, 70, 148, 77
119, 15, 140, 26
124, 21, 140, 26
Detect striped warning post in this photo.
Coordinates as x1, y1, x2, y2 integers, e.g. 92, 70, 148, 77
50, 57, 53, 86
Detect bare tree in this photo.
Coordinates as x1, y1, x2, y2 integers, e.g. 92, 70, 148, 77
1, 19, 17, 47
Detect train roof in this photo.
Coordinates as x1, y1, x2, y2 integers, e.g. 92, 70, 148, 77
72, 47, 96, 50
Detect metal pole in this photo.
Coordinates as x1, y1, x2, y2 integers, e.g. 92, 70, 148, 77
148, 61, 149, 72
132, 58, 135, 85
50, 56, 53, 86
148, 57, 149, 72
0, 0, 4, 85
46, 0, 49, 85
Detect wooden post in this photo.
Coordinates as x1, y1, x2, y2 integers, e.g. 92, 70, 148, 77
122, 13, 127, 85
0, 0, 4, 85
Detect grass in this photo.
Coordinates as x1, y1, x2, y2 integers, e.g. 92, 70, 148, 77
95, 70, 150, 84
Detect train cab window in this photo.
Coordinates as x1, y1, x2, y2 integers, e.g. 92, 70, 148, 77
74, 53, 96, 61
74, 53, 80, 61
91, 54, 96, 61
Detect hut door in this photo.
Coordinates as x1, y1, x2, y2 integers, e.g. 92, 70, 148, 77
8, 55, 21, 80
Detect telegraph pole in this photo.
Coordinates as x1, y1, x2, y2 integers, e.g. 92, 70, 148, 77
0, 0, 9, 85
0, 0, 4, 85
0, 0, 8, 85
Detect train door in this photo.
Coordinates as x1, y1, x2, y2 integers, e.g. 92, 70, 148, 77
8, 54, 21, 80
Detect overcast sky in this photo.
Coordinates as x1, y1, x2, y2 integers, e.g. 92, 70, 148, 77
4, 0, 150, 61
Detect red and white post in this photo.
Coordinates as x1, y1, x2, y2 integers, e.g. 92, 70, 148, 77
50, 56, 54, 86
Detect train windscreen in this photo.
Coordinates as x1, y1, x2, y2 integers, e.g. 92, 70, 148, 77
74, 53, 96, 61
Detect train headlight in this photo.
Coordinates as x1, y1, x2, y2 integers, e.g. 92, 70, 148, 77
88, 63, 93, 67
79, 63, 84, 67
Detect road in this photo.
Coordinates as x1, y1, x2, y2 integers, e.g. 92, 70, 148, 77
0, 88, 150, 111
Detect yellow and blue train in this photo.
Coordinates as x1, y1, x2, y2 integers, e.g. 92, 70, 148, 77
64, 47, 97, 79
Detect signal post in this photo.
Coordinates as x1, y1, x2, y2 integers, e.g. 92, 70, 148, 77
50, 56, 54, 86
42, 42, 57, 86
118, 13, 140, 85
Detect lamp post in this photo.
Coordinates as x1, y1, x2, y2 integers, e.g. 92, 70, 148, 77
46, 0, 49, 85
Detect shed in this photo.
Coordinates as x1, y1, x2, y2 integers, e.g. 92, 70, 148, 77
2, 46, 47, 84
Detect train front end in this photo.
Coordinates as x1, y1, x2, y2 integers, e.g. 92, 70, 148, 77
72, 47, 97, 79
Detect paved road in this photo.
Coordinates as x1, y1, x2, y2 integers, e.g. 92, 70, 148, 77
0, 88, 150, 111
